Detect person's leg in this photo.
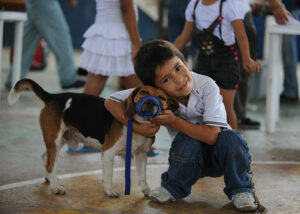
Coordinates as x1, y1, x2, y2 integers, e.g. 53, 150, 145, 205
234, 12, 260, 129
281, 9, 299, 100
83, 73, 108, 96
167, 0, 192, 58
234, 12, 256, 120
31, 0, 77, 87
211, 129, 252, 198
159, 133, 205, 199
220, 88, 237, 129
167, 0, 188, 43
5, 6, 41, 88
211, 129, 256, 211
121, 74, 142, 89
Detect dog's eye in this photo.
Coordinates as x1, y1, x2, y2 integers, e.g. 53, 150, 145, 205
140, 90, 149, 95
158, 96, 166, 101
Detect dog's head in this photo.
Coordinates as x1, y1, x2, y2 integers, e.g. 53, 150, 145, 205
124, 86, 179, 122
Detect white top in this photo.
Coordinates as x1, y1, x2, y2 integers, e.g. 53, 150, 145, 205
240, 0, 251, 13
108, 72, 230, 140
186, 0, 246, 45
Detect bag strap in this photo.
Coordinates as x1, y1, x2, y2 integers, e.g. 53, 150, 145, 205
192, 0, 225, 42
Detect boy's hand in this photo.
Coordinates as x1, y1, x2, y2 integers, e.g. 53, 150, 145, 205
243, 59, 261, 73
150, 110, 176, 126
133, 122, 160, 137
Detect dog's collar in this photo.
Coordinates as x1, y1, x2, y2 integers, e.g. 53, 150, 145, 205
135, 96, 162, 119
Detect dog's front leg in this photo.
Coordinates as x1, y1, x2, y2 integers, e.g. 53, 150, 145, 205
135, 150, 151, 197
101, 151, 120, 197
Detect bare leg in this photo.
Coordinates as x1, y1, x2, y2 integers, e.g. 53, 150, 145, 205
220, 88, 237, 130
83, 73, 108, 96
121, 74, 142, 89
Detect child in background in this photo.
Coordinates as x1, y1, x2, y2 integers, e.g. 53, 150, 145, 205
78, 0, 142, 96
174, 0, 261, 129
105, 40, 264, 212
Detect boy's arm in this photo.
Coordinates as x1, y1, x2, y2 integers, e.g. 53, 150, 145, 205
232, 19, 261, 73
174, 21, 193, 50
104, 99, 160, 137
151, 110, 220, 145
171, 117, 220, 145
120, 0, 141, 59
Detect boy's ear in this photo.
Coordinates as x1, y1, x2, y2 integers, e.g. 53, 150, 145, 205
124, 87, 140, 119
167, 97, 179, 112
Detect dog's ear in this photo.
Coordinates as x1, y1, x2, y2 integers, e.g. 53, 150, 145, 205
167, 97, 179, 112
124, 87, 140, 119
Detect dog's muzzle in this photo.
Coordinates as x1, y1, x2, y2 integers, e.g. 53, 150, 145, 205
135, 96, 162, 119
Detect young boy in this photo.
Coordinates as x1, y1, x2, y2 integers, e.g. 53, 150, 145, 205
104, 40, 257, 212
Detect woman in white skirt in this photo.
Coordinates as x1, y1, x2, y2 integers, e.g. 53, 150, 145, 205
78, 0, 142, 96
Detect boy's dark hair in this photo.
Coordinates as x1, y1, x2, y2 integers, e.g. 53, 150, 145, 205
134, 40, 186, 86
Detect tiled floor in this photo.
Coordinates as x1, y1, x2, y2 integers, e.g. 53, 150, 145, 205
0, 49, 300, 213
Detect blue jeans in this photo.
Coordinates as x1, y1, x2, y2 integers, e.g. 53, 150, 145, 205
161, 130, 252, 200
282, 9, 300, 98
5, 0, 77, 87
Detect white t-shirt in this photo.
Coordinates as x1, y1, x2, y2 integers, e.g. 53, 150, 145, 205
240, 0, 251, 13
108, 72, 230, 140
186, 0, 246, 45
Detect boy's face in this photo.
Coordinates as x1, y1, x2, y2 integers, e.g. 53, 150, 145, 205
154, 56, 193, 104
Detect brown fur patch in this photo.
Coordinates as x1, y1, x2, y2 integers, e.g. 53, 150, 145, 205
15, 82, 33, 93
132, 86, 170, 110
102, 120, 123, 152
39, 103, 62, 172
124, 87, 140, 119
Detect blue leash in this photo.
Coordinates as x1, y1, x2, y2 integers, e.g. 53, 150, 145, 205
125, 119, 133, 195
124, 96, 162, 195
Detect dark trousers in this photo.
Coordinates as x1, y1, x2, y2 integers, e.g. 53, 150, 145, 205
234, 12, 258, 120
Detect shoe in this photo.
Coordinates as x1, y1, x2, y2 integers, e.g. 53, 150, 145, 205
149, 186, 175, 203
77, 68, 88, 76
5, 82, 12, 90
280, 94, 299, 104
232, 192, 257, 212
238, 117, 260, 130
147, 150, 159, 157
68, 147, 101, 153
62, 80, 85, 89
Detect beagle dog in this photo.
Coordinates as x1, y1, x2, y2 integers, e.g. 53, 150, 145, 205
8, 79, 178, 197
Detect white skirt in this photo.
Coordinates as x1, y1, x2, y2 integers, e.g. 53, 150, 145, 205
78, 22, 135, 77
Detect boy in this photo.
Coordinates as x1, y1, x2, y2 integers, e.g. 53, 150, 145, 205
104, 40, 257, 212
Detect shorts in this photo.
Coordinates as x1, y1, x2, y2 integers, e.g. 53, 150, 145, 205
193, 45, 241, 90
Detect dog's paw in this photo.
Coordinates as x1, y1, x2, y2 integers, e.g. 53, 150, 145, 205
104, 187, 120, 198
139, 182, 151, 197
51, 185, 66, 195
142, 187, 151, 197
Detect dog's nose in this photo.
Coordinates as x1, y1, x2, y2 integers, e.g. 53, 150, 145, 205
144, 99, 156, 107
141, 99, 158, 114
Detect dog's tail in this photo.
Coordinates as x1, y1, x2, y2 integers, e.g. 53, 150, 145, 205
8, 79, 52, 105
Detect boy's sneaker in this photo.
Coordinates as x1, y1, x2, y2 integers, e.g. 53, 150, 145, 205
232, 192, 257, 211
149, 186, 175, 203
